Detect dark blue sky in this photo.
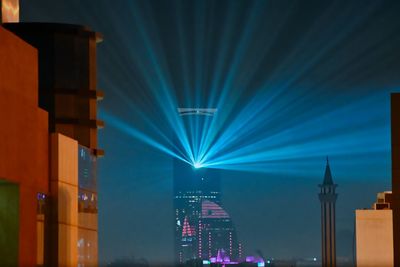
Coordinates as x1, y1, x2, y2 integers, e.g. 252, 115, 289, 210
21, 0, 400, 265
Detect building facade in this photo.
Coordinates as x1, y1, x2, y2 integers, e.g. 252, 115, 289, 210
174, 154, 222, 262
0, 4, 103, 266
354, 94, 399, 267
0, 24, 49, 267
200, 201, 241, 260
318, 158, 337, 267
355, 191, 394, 267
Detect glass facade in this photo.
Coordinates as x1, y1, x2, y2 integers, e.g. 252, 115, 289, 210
78, 145, 98, 267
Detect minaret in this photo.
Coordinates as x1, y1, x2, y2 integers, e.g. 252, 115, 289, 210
319, 157, 338, 267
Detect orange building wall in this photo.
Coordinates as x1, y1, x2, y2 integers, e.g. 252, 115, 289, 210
50, 133, 79, 267
356, 209, 394, 267
0, 26, 49, 266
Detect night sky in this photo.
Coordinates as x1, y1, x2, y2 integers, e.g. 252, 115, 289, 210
20, 0, 400, 265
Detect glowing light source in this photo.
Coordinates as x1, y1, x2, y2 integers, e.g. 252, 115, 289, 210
193, 162, 203, 169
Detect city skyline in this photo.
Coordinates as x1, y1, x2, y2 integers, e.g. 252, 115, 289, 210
10, 0, 400, 265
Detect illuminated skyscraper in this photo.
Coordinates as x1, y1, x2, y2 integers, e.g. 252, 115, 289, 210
319, 158, 338, 267
199, 200, 241, 260
174, 108, 241, 263
173, 137, 221, 262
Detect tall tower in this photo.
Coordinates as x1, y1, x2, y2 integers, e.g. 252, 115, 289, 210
174, 108, 221, 263
319, 158, 338, 267
174, 108, 241, 263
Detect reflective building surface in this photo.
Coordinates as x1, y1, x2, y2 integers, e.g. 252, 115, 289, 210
78, 145, 98, 267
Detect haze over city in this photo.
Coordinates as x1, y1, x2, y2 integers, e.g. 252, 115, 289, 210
1, 0, 400, 267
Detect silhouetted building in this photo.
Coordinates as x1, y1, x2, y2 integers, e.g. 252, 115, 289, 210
391, 93, 400, 266
318, 158, 337, 267
174, 109, 241, 263
355, 191, 393, 267
0, 2, 103, 266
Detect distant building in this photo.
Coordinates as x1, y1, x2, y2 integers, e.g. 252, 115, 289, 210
200, 201, 240, 260
0, 1, 103, 266
174, 109, 241, 263
184, 251, 263, 267
318, 158, 337, 267
174, 158, 222, 262
355, 191, 394, 267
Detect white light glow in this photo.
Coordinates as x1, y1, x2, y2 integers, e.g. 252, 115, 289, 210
193, 162, 203, 169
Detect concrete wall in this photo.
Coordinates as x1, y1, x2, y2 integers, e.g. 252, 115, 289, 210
0, 26, 49, 267
355, 209, 393, 267
50, 133, 79, 267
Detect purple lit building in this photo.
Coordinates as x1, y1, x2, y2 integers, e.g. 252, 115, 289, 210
184, 250, 264, 267
199, 201, 241, 260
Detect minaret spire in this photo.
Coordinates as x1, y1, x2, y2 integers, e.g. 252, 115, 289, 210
319, 157, 338, 267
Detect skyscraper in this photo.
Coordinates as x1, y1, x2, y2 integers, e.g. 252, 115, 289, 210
319, 158, 338, 267
174, 159, 221, 262
174, 108, 241, 263
200, 200, 241, 260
